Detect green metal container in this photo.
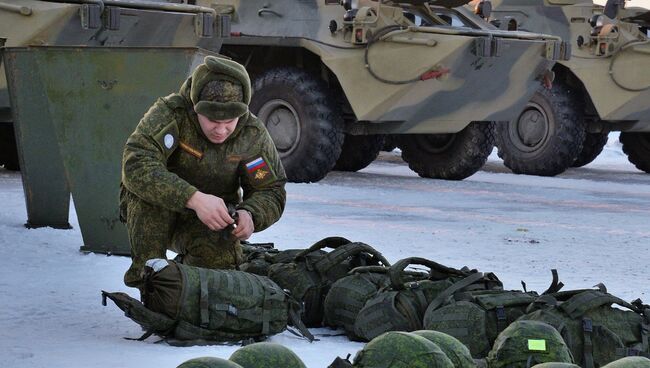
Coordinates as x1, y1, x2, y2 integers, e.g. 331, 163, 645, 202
3, 46, 216, 254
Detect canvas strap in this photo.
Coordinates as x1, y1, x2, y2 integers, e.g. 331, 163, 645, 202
424, 272, 486, 315
198, 268, 210, 328
582, 318, 595, 368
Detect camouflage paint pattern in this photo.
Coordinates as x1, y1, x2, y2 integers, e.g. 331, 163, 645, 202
531, 364, 582, 368
352, 331, 455, 368
177, 357, 244, 368
489, 0, 650, 131
412, 330, 477, 368
229, 342, 307, 368
486, 320, 574, 368
121, 72, 286, 287
210, 0, 564, 134
602, 357, 650, 368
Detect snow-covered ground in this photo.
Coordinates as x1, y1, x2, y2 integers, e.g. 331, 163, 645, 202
1, 133, 648, 368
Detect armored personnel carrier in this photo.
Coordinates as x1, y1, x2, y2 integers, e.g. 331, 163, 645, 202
203, 0, 568, 182
0, 0, 229, 171
488, 0, 650, 176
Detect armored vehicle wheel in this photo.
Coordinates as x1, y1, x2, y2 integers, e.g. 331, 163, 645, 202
250, 68, 344, 183
0, 124, 19, 171
620, 132, 650, 173
572, 131, 609, 168
397, 122, 493, 180
333, 134, 385, 172
495, 84, 586, 176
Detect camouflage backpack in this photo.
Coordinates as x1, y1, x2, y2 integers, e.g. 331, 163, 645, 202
353, 257, 502, 341
518, 288, 650, 368
237, 241, 326, 276
323, 264, 429, 340
422, 269, 566, 358
268, 237, 390, 327
102, 259, 313, 345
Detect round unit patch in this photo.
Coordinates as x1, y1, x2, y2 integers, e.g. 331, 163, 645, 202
164, 134, 174, 149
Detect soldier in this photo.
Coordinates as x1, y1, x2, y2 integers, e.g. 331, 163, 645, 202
120, 56, 286, 289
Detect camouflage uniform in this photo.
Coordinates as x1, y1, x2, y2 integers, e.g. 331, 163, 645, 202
121, 57, 286, 288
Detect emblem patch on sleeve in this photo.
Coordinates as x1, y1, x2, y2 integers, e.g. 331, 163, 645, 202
244, 156, 275, 186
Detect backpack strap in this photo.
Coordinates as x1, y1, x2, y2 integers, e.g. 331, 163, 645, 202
582, 318, 595, 368
424, 272, 486, 315
388, 257, 465, 290
102, 291, 177, 339
560, 290, 638, 319
294, 236, 352, 259
312, 242, 391, 275
541, 269, 565, 295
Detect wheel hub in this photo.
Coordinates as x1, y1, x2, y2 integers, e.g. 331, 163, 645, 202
257, 99, 301, 158
415, 134, 456, 154
510, 102, 550, 152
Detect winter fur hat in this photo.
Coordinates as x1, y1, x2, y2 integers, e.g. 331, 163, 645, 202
190, 56, 251, 121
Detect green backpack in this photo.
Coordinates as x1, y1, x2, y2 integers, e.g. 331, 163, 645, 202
353, 257, 503, 342
423, 289, 540, 358
102, 259, 313, 345
323, 265, 429, 340
518, 289, 650, 368
268, 237, 390, 327
238, 241, 324, 276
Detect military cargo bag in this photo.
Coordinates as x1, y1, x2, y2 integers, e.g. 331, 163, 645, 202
519, 289, 650, 368
423, 289, 539, 358
268, 237, 390, 327
323, 264, 429, 340
238, 241, 325, 276
102, 259, 313, 345
353, 257, 503, 341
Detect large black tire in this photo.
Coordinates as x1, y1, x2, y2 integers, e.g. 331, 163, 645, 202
250, 68, 345, 183
495, 84, 586, 176
381, 135, 397, 152
0, 124, 19, 171
333, 134, 385, 172
572, 131, 609, 168
620, 132, 650, 173
396, 122, 494, 180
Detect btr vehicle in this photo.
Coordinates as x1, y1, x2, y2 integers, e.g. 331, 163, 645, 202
198, 0, 568, 182
488, 0, 650, 176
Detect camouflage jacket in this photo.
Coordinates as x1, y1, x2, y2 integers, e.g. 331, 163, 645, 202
121, 79, 287, 232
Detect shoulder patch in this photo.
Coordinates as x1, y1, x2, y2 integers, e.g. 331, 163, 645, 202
153, 121, 179, 159
244, 156, 276, 186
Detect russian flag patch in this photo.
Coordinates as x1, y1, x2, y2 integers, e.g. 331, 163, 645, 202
245, 157, 267, 173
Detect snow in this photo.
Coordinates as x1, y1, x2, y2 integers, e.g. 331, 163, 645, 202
1, 132, 649, 368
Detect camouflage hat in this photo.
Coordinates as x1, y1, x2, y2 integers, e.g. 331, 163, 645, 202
229, 342, 307, 368
602, 357, 650, 368
531, 363, 581, 368
177, 357, 244, 368
487, 320, 574, 368
352, 331, 455, 368
412, 330, 476, 368
190, 56, 251, 121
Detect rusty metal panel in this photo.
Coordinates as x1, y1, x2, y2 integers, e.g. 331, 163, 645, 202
3, 46, 216, 254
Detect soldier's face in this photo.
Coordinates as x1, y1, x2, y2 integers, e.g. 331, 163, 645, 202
196, 114, 239, 144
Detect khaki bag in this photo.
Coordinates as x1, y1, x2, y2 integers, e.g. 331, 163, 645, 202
102, 259, 313, 345
268, 237, 390, 327
353, 257, 502, 341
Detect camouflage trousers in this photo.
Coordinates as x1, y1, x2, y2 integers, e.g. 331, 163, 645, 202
121, 189, 243, 288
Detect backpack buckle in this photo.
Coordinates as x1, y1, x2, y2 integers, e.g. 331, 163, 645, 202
582, 318, 593, 333
227, 304, 238, 317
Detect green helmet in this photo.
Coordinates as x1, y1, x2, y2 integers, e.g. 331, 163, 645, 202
353, 331, 455, 368
229, 342, 307, 368
602, 357, 650, 368
177, 357, 244, 368
487, 320, 573, 368
531, 364, 581, 368
412, 330, 476, 368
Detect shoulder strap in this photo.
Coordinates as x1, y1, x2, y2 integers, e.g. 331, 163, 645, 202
541, 269, 565, 295
388, 257, 465, 290
559, 290, 636, 319
294, 236, 352, 259
423, 272, 486, 315
312, 242, 390, 275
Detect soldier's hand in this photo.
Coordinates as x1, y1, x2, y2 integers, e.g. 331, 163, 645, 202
186, 191, 234, 230
232, 209, 254, 240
